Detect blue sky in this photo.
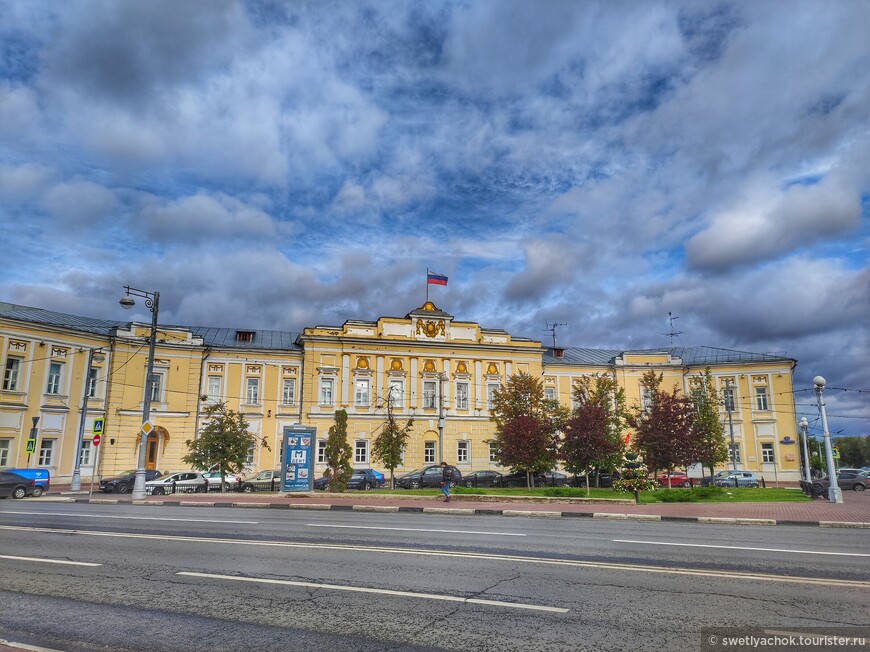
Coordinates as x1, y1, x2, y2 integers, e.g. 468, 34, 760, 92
1, 0, 868, 438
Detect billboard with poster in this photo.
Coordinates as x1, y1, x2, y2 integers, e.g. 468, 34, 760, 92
282, 425, 315, 492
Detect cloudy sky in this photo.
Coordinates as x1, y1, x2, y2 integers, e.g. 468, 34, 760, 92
1, 1, 867, 438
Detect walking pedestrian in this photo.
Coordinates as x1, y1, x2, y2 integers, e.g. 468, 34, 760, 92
440, 461, 453, 502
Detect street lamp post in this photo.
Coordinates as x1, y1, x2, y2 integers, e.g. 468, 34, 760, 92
71, 347, 103, 491
724, 379, 737, 471
799, 417, 811, 484
120, 285, 160, 500
813, 376, 842, 504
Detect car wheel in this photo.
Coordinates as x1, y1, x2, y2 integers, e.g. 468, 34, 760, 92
12, 486, 27, 499
31, 487, 44, 497
854, 484, 865, 492
751, 483, 759, 488
682, 481, 690, 488
242, 484, 255, 493
410, 480, 420, 489
116, 482, 129, 494
194, 485, 207, 493
222, 482, 231, 492
364, 482, 372, 491
152, 486, 165, 496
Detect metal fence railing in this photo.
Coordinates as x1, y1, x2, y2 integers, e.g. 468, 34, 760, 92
146, 477, 282, 496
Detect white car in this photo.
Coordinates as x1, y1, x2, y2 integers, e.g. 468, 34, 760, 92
145, 471, 207, 495
201, 471, 243, 491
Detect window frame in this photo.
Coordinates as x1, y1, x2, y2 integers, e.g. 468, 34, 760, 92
457, 440, 469, 464
246, 377, 260, 405
388, 379, 404, 408
282, 378, 296, 406
755, 387, 769, 411
424, 441, 436, 464
78, 440, 93, 466
728, 443, 741, 464
355, 378, 370, 407
317, 440, 327, 464
486, 383, 499, 410
761, 443, 775, 464
149, 370, 165, 403
489, 441, 498, 463
87, 367, 99, 398
46, 362, 63, 394
455, 382, 469, 410
354, 439, 369, 464
3, 357, 21, 391
0, 438, 10, 466
38, 439, 55, 466
207, 375, 222, 402
423, 380, 436, 409
320, 378, 334, 406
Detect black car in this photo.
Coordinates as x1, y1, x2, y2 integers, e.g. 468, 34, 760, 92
99, 469, 163, 494
395, 465, 462, 489
500, 471, 548, 488
542, 471, 569, 487
0, 471, 36, 499
314, 469, 384, 491
462, 470, 503, 488
570, 471, 621, 488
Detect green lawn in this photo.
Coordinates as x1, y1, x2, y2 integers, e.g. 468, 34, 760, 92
366, 485, 812, 503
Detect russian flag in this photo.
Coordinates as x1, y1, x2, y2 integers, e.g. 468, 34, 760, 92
427, 271, 448, 286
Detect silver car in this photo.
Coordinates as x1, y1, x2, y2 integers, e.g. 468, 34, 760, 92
714, 471, 760, 488
145, 471, 208, 495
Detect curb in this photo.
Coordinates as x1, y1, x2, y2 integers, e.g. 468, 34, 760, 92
56, 497, 868, 527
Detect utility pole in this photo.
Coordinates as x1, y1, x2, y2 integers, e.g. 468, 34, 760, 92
724, 379, 737, 471
813, 376, 843, 503
799, 417, 811, 483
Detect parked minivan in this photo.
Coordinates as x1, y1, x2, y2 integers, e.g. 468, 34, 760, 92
2, 468, 50, 497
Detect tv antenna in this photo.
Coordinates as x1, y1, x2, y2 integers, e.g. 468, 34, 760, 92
661, 312, 684, 345
545, 321, 567, 349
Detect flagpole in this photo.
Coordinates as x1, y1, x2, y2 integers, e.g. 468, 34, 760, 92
426, 268, 429, 302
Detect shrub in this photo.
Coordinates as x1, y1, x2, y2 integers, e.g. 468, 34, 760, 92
657, 489, 698, 502
691, 486, 725, 499
541, 487, 590, 498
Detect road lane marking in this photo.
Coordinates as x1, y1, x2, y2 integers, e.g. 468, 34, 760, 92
0, 638, 66, 652
0, 511, 257, 524
613, 539, 870, 557
178, 571, 568, 613
305, 523, 525, 536
0, 554, 101, 567
1, 525, 867, 589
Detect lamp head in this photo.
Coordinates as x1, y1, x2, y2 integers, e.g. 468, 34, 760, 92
119, 296, 135, 309
813, 375, 826, 389
800, 417, 808, 427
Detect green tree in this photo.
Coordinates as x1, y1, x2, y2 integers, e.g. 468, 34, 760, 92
613, 450, 658, 503
373, 387, 414, 488
690, 369, 729, 478
837, 436, 867, 467
632, 371, 701, 487
183, 401, 269, 492
490, 373, 560, 490
324, 409, 353, 492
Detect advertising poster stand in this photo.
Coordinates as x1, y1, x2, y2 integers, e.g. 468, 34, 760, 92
281, 425, 315, 492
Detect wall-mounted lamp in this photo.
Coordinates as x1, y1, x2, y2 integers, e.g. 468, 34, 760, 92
39, 340, 46, 346
110, 438, 115, 446
267, 409, 272, 417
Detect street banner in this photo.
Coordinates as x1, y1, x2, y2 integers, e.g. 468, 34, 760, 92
281, 425, 315, 492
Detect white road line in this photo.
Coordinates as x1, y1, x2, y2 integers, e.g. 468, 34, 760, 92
178, 571, 567, 613
0, 554, 101, 567
2, 525, 867, 589
0, 638, 66, 652
306, 523, 525, 536
0, 511, 258, 524
613, 539, 870, 557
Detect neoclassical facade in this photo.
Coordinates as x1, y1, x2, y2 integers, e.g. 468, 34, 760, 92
0, 300, 801, 484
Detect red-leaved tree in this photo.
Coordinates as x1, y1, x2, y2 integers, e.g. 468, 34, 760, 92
561, 404, 620, 495
498, 414, 557, 490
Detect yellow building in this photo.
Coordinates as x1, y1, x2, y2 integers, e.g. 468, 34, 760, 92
0, 300, 801, 484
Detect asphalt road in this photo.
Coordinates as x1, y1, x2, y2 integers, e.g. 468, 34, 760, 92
0, 502, 867, 652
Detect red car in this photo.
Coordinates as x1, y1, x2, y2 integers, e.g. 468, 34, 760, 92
657, 472, 692, 488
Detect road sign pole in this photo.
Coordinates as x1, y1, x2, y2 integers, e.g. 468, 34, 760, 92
72, 348, 99, 491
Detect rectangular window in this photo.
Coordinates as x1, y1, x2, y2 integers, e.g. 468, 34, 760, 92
723, 387, 735, 412
317, 440, 326, 464
755, 387, 768, 411
424, 441, 436, 464
728, 443, 741, 464
457, 440, 469, 464
246, 377, 260, 404
455, 382, 468, 410
320, 378, 334, 406
487, 383, 499, 410
46, 362, 62, 394
388, 380, 404, 408
0, 439, 10, 466
489, 441, 498, 463
282, 378, 296, 405
245, 443, 255, 467
38, 439, 55, 466
354, 440, 368, 464
149, 371, 163, 403
423, 381, 436, 409
355, 378, 370, 407
207, 376, 222, 402
641, 388, 654, 413
544, 387, 556, 402
3, 358, 21, 391
87, 367, 98, 398
79, 440, 92, 466
761, 443, 775, 463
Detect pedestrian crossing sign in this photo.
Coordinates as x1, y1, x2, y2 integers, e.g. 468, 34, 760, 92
92, 418, 105, 435
26, 438, 36, 453
832, 447, 840, 459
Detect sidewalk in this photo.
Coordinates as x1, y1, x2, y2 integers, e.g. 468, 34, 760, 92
46, 484, 870, 527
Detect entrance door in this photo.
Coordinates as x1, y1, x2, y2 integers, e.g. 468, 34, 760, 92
145, 433, 159, 470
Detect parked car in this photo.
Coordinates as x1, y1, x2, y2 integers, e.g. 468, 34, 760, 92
201, 470, 243, 490
814, 472, 869, 492
313, 469, 385, 491
145, 471, 208, 495
542, 471, 570, 487
240, 469, 281, 493
714, 471, 759, 488
462, 470, 503, 488
657, 472, 692, 488
0, 471, 37, 499
99, 469, 162, 494
2, 468, 50, 497
500, 471, 548, 488
370, 469, 385, 485
395, 465, 462, 489
570, 471, 621, 488
700, 470, 734, 487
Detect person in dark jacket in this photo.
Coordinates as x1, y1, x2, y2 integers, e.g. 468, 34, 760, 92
440, 461, 452, 502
